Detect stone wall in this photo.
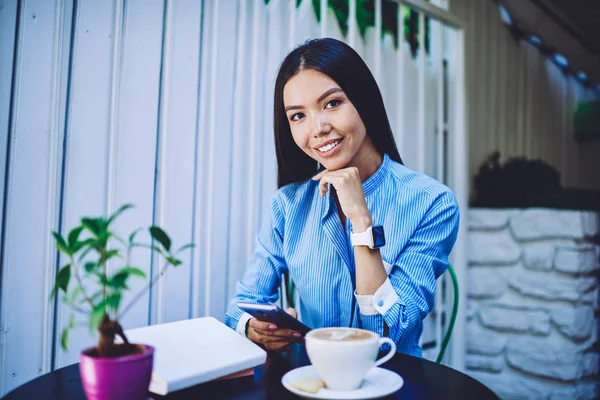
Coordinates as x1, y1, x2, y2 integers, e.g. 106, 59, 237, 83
466, 209, 600, 400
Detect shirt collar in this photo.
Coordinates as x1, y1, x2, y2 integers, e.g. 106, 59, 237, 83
361, 153, 390, 197
321, 153, 390, 218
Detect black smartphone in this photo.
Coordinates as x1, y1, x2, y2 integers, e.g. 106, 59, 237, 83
237, 303, 311, 336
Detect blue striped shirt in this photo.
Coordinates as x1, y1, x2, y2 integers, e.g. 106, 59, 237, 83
224, 154, 460, 357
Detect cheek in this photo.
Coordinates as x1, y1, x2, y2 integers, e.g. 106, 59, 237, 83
290, 125, 309, 146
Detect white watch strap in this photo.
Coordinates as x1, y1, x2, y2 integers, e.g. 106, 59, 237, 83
351, 226, 374, 248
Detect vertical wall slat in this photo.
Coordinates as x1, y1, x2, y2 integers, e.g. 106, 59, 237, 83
320, 0, 327, 37
153, 0, 203, 324
0, 0, 67, 392
55, 0, 117, 368
155, 0, 173, 325
348, 0, 357, 48
110, 0, 165, 331
227, 0, 250, 306
245, 0, 263, 263
395, 3, 405, 161
374, 0, 382, 83
416, 12, 426, 173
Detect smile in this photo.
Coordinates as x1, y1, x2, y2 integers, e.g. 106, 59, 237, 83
317, 140, 341, 153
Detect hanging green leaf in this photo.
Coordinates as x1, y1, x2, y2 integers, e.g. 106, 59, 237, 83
84, 262, 97, 274
128, 227, 143, 245
106, 293, 122, 313
81, 218, 104, 236
176, 243, 195, 254
105, 249, 122, 260
52, 232, 72, 256
67, 226, 84, 249
166, 256, 182, 267
107, 203, 134, 226
89, 301, 107, 332
50, 264, 71, 299
149, 226, 171, 252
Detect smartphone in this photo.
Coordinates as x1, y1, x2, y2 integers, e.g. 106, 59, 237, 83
237, 303, 311, 336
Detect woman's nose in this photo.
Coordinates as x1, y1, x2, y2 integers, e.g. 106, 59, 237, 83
313, 116, 332, 137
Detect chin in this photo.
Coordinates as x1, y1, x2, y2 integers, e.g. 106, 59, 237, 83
320, 157, 349, 171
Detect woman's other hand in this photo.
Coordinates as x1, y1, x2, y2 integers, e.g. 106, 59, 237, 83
246, 308, 302, 351
312, 167, 372, 229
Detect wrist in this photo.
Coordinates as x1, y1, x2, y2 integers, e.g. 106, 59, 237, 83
351, 214, 373, 233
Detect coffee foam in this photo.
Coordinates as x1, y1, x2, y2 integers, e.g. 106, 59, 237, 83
312, 329, 374, 341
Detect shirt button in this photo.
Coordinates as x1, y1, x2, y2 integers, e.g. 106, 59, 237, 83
377, 300, 384, 307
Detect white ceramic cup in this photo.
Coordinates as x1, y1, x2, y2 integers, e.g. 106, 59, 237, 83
305, 327, 397, 391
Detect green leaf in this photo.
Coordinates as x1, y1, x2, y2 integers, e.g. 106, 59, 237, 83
60, 326, 71, 351
107, 203, 134, 226
120, 266, 146, 278
128, 228, 144, 245
67, 226, 84, 248
176, 243, 195, 253
81, 218, 104, 236
108, 267, 145, 289
106, 293, 122, 312
52, 232, 72, 255
97, 274, 111, 287
149, 226, 171, 252
84, 262, 97, 274
61, 313, 76, 350
89, 302, 107, 332
71, 239, 91, 253
109, 272, 128, 289
105, 249, 122, 260
51, 264, 71, 299
166, 256, 182, 266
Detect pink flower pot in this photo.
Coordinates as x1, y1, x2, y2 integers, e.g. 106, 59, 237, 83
79, 344, 154, 400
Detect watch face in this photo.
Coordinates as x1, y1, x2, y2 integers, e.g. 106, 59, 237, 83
372, 225, 386, 249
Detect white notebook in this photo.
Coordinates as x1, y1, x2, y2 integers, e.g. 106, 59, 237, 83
124, 317, 267, 395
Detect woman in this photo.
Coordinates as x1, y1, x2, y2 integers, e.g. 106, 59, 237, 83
224, 38, 459, 357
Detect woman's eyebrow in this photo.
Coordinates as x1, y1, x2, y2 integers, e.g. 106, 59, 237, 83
284, 87, 343, 112
316, 87, 343, 103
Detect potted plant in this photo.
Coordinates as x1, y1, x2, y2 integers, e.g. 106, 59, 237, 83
50, 203, 193, 400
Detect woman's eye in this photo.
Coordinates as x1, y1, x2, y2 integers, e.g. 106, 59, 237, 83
290, 113, 305, 121
325, 99, 341, 109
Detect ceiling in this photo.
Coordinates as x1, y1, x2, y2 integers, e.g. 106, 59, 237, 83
500, 0, 600, 86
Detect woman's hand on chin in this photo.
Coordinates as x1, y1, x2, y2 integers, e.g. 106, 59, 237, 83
312, 167, 372, 230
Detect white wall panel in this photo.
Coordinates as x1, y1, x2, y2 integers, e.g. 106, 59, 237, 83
109, 0, 164, 331
55, 0, 117, 368
194, 0, 240, 321
152, 0, 202, 325
0, 0, 18, 243
0, 0, 70, 392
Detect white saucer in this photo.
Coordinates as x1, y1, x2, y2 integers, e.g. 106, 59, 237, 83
281, 365, 404, 399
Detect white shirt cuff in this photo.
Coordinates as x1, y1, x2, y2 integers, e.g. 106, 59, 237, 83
236, 312, 254, 337
354, 278, 400, 316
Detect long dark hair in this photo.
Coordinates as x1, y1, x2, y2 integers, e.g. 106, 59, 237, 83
274, 38, 402, 188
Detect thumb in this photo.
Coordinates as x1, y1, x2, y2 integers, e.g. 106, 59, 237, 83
285, 307, 298, 319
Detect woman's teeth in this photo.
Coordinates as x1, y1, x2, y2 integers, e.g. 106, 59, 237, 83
318, 140, 340, 152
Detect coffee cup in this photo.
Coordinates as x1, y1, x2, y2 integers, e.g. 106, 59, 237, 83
305, 327, 396, 391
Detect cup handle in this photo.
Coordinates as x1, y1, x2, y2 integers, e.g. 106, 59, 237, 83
373, 338, 396, 368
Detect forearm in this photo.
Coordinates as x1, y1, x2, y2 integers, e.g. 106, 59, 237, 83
352, 216, 387, 295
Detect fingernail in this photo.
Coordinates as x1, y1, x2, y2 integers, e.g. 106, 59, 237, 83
269, 324, 277, 330
293, 333, 301, 337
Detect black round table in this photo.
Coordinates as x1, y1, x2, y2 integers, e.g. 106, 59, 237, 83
3, 344, 499, 399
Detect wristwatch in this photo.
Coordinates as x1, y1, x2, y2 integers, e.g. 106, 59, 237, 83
351, 225, 386, 249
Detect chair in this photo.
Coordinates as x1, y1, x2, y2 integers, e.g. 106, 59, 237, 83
280, 262, 459, 364
435, 263, 459, 364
